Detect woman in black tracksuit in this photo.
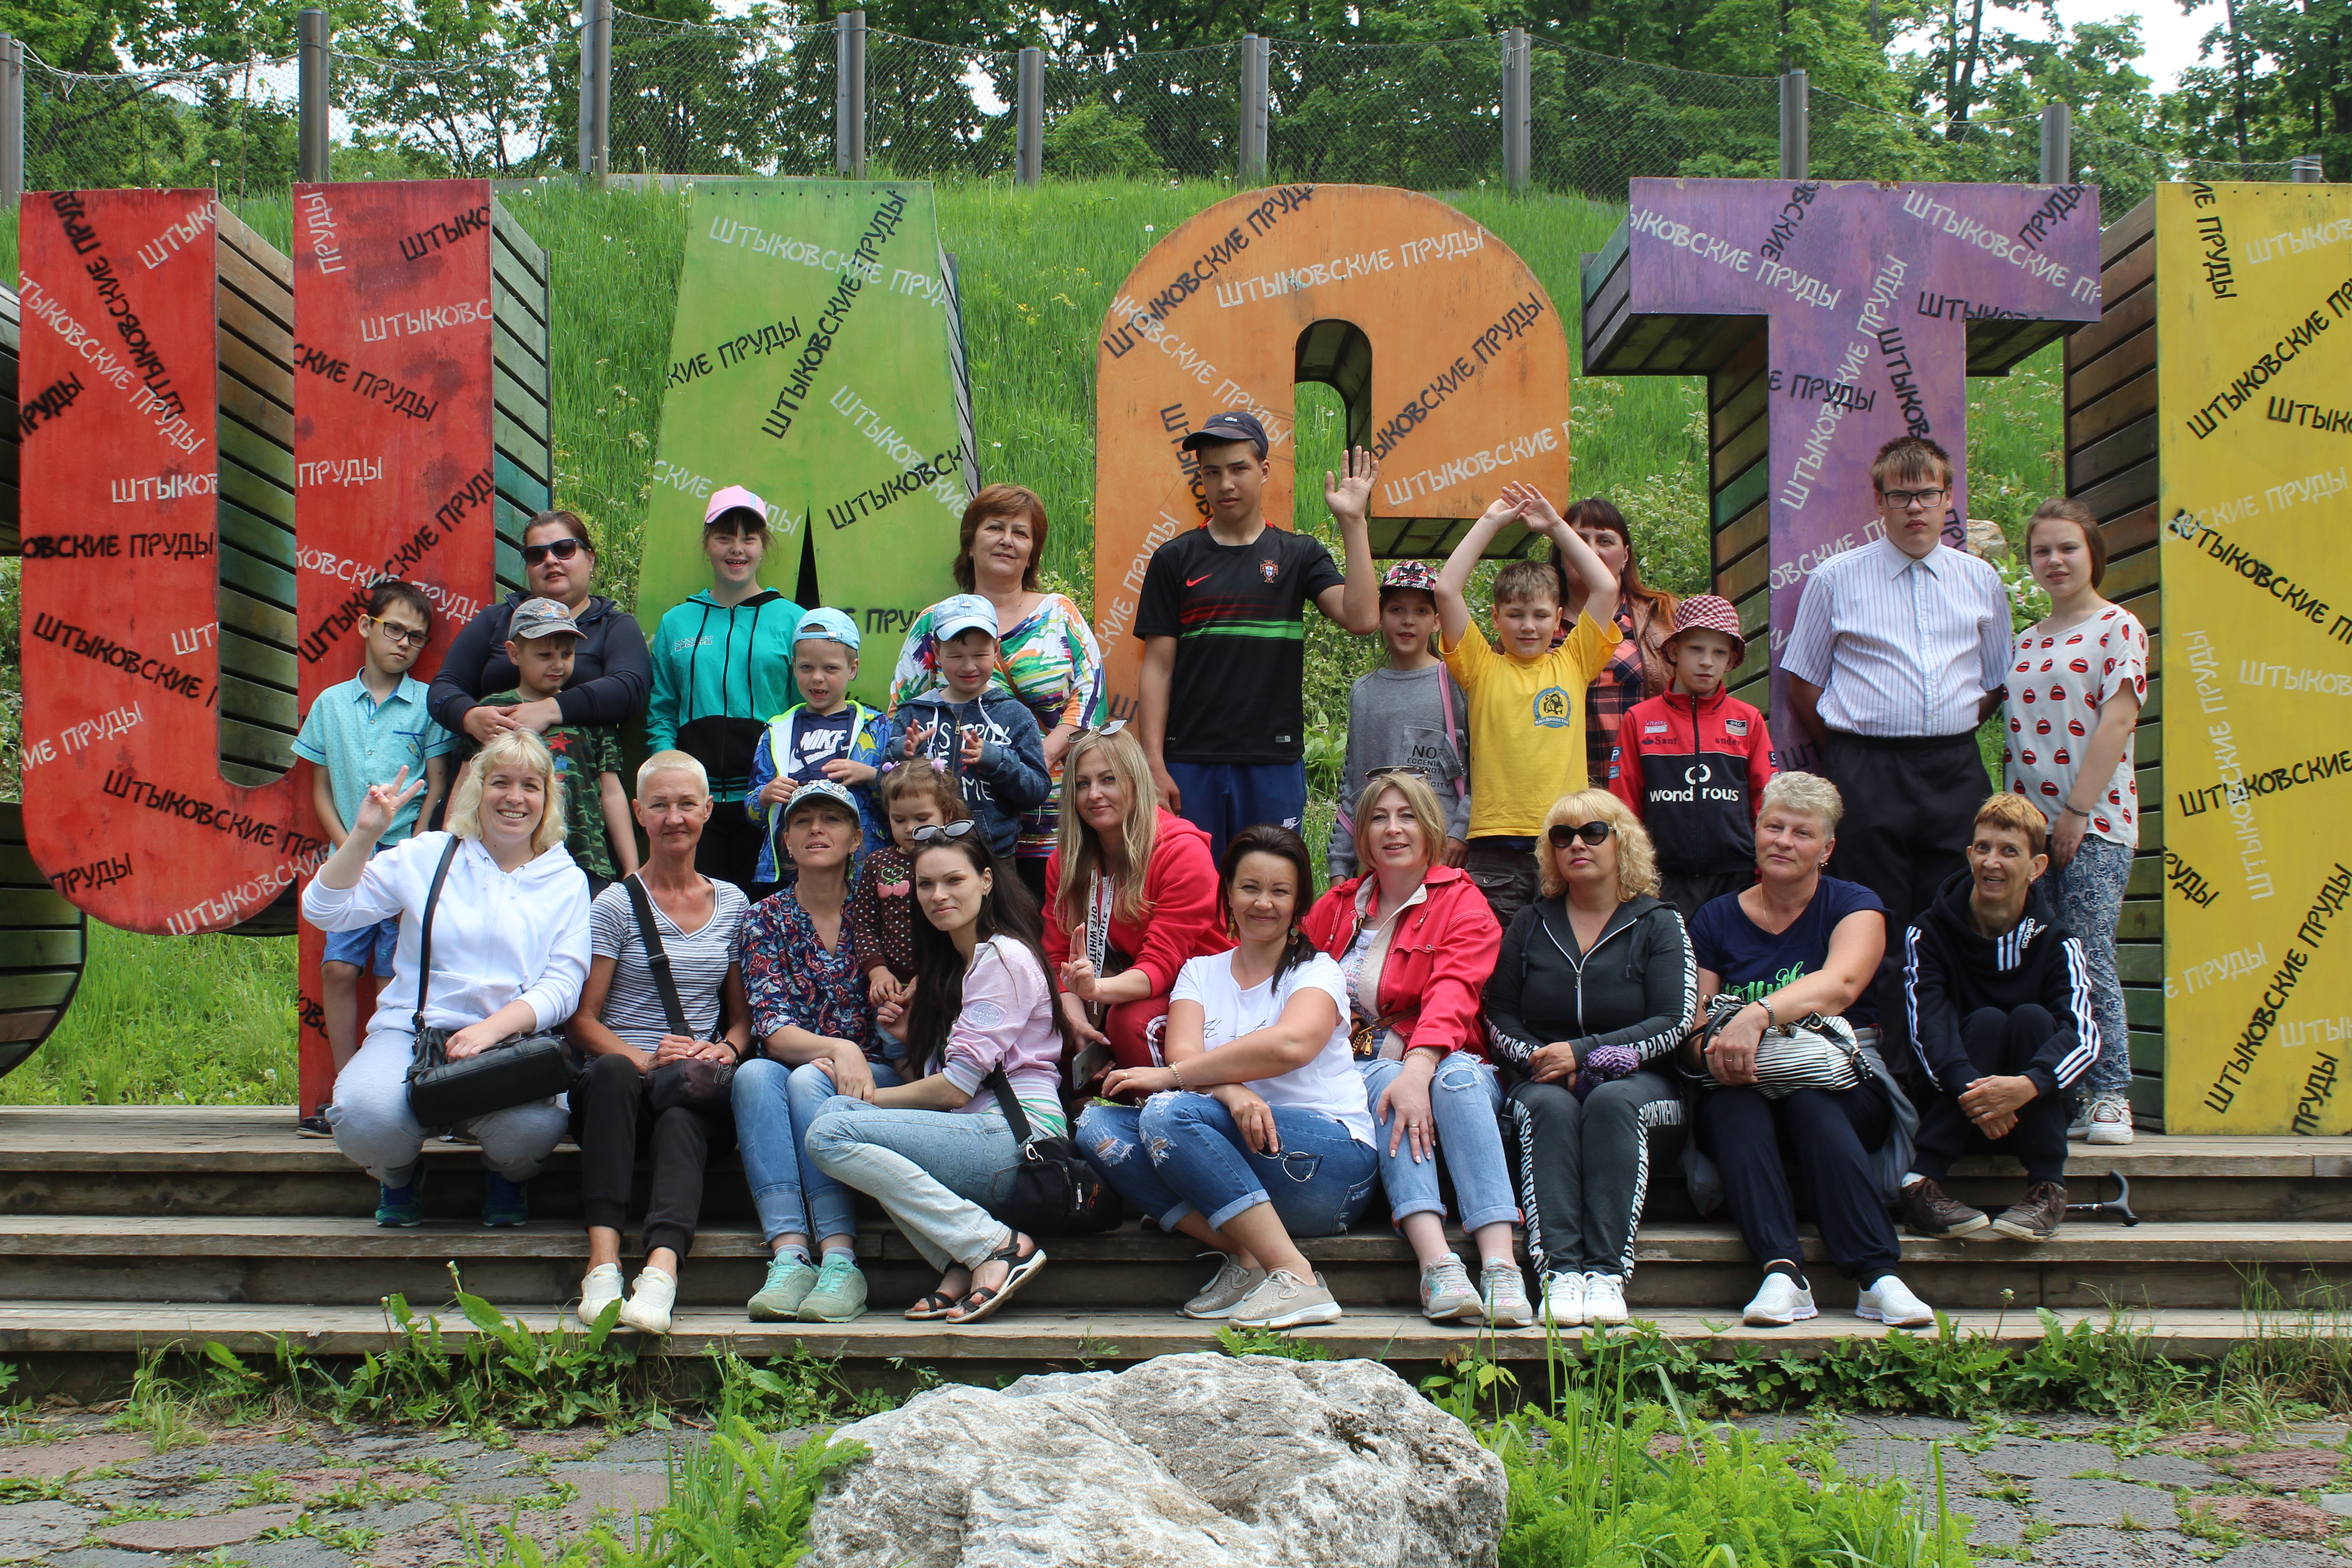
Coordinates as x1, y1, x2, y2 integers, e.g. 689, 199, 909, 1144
1485, 788, 1695, 1332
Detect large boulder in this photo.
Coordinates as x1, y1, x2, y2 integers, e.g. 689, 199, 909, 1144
800, 1353, 1507, 1568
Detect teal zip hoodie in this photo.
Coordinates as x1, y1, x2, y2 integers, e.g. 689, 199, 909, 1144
645, 589, 804, 798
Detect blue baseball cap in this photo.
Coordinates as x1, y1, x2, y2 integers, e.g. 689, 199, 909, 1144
932, 593, 999, 644
781, 777, 861, 824
1181, 410, 1269, 456
794, 607, 861, 649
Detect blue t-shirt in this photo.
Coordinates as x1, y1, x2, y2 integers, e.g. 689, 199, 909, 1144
1689, 876, 1887, 1027
787, 710, 856, 784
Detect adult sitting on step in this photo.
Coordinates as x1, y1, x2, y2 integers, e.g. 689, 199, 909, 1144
567, 752, 754, 1335
1899, 792, 2101, 1247
1679, 771, 1931, 1331
302, 732, 591, 1229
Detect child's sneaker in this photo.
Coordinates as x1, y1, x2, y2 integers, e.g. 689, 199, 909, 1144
2081, 1094, 2134, 1146
796, 1255, 869, 1323
298, 1107, 333, 1138
376, 1169, 427, 1228
480, 1172, 529, 1228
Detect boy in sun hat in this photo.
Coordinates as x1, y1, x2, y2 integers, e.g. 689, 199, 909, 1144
1329, 560, 1473, 882
1606, 594, 1775, 923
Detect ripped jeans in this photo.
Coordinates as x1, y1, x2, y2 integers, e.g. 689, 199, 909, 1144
1076, 1092, 1378, 1237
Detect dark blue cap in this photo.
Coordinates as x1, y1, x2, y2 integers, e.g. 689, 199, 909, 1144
1180, 411, 1269, 456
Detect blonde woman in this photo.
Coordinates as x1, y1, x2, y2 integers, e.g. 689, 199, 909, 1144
1483, 789, 1695, 1328
303, 731, 592, 1229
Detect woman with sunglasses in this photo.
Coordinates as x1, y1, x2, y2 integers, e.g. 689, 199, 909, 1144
802, 821, 1070, 1324
1485, 789, 1695, 1328
429, 510, 652, 769
1300, 769, 1524, 1326
1042, 725, 1224, 1088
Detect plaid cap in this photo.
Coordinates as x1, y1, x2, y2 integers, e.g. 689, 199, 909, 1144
1661, 593, 1747, 666
509, 597, 583, 642
1380, 560, 1441, 598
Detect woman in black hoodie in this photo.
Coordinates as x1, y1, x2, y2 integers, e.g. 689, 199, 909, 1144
1486, 789, 1695, 1332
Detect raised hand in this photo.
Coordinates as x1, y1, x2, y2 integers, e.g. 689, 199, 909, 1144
1323, 445, 1380, 524
1499, 480, 1563, 532
959, 725, 987, 768
349, 767, 426, 844
1059, 957, 1101, 1003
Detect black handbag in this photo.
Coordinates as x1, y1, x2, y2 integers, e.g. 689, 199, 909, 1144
404, 836, 580, 1127
983, 1065, 1122, 1236
622, 873, 737, 1116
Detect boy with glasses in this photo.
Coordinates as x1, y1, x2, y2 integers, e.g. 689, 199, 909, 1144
290, 581, 453, 1134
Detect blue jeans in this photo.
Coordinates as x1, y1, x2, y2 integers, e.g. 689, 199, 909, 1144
731, 1055, 905, 1245
1165, 760, 1308, 872
2053, 834, 2132, 1102
323, 915, 399, 974
803, 1099, 1024, 1272
1077, 1092, 1377, 1236
1359, 1054, 1518, 1232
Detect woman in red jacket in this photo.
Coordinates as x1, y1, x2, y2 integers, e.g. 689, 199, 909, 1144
1301, 770, 1524, 1327
1047, 726, 1224, 1085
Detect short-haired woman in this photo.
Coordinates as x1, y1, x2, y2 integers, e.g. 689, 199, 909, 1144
1300, 771, 1524, 1326
892, 485, 1104, 898
303, 732, 590, 1228
568, 751, 754, 1334
1682, 771, 1930, 1329
1078, 826, 1380, 1329
1044, 726, 1225, 1083
1486, 789, 1695, 1328
2007, 497, 2146, 1145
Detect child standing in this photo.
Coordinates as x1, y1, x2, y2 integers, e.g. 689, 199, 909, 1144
1435, 481, 1621, 926
846, 760, 969, 1052
745, 608, 890, 886
450, 597, 636, 894
1607, 595, 1775, 924
882, 595, 1049, 862
1329, 560, 1472, 884
291, 581, 453, 1136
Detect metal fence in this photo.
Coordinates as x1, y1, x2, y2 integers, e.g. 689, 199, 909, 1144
5, 9, 2304, 213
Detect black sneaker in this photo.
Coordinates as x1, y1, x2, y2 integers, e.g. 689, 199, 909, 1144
1899, 1176, 1991, 1240
296, 1108, 333, 1138
1990, 1181, 2067, 1242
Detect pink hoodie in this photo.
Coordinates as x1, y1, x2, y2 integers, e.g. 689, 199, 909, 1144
937, 936, 1067, 1132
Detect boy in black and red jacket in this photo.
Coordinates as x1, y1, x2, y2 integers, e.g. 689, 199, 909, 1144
1606, 595, 1774, 923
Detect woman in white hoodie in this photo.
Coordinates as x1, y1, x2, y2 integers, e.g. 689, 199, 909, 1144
303, 731, 592, 1229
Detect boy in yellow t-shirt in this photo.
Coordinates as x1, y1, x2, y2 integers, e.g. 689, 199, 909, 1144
1436, 480, 1622, 926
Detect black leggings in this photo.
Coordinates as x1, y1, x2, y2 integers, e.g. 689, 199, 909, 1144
572, 1052, 736, 1259
1694, 1083, 1901, 1284
1911, 1004, 2071, 1184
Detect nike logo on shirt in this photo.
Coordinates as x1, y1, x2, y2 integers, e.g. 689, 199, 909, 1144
1186, 573, 1214, 587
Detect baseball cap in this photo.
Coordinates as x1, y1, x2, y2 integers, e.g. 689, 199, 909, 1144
932, 593, 999, 644
509, 597, 583, 642
1179, 411, 1269, 457
704, 484, 769, 529
794, 607, 861, 650
1661, 594, 1747, 666
781, 777, 861, 824
1380, 560, 1440, 600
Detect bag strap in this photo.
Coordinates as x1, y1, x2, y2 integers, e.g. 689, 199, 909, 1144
1436, 664, 1467, 804
983, 1063, 1036, 1144
622, 873, 691, 1037
411, 835, 463, 1036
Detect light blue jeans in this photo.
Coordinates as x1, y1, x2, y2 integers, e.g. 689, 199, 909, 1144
329, 1028, 567, 1185
732, 1055, 906, 1245
1359, 1053, 1519, 1233
803, 1099, 1024, 1272
2053, 834, 2132, 1102
1077, 1092, 1378, 1236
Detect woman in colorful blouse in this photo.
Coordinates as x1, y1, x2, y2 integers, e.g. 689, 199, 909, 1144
891, 485, 1104, 898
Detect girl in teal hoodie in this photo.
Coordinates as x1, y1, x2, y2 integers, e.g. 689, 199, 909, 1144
646, 487, 804, 892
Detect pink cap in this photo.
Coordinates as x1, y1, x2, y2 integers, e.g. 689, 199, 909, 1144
705, 485, 768, 527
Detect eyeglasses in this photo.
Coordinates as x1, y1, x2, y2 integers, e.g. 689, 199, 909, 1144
1547, 820, 1615, 848
364, 617, 428, 648
911, 820, 982, 846
1879, 487, 1947, 509
521, 537, 587, 567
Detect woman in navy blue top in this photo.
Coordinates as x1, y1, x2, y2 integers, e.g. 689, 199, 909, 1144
1681, 771, 1931, 1332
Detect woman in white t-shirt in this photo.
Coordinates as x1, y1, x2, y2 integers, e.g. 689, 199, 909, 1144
2003, 498, 2146, 1146
1077, 825, 1378, 1330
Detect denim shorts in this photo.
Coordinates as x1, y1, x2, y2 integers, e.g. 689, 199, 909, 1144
323, 914, 399, 975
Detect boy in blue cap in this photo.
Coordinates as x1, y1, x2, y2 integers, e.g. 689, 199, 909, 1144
746, 608, 890, 887
881, 594, 1049, 860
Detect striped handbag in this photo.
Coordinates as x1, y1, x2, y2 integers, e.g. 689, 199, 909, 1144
1697, 993, 1863, 1100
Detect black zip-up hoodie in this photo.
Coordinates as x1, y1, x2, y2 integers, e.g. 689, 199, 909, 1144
429, 592, 652, 735
1902, 867, 2099, 1100
1484, 893, 1696, 1078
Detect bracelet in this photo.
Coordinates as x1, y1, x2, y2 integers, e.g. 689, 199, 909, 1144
2064, 801, 2091, 818
1171, 1060, 1186, 1090
1758, 999, 1779, 1033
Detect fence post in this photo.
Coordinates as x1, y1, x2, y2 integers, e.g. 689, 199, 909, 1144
836, 10, 867, 178
0, 37, 20, 213
297, 9, 330, 183
1778, 68, 1808, 181
2038, 101, 2071, 185
1016, 45, 1042, 186
1238, 34, 1268, 184
1502, 27, 1530, 194
577, 7, 593, 174
2293, 153, 2324, 182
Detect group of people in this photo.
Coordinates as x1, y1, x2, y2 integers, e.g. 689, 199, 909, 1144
299, 411, 2140, 1334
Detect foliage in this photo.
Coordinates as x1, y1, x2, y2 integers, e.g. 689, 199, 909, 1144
1215, 1323, 1337, 1360
1041, 103, 1164, 179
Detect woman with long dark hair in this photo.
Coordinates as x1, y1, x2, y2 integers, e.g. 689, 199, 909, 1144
802, 826, 1071, 1324
1549, 498, 1679, 785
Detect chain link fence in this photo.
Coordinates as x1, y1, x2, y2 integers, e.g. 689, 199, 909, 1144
15, 13, 2306, 201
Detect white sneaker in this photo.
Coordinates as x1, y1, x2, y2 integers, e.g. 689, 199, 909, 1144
1855, 1274, 1936, 1328
1539, 1270, 1587, 1327
1583, 1272, 1630, 1325
1419, 1255, 1483, 1322
1741, 1272, 1818, 1327
1227, 1268, 1343, 1330
1480, 1260, 1536, 1329
2084, 1094, 2134, 1146
577, 1263, 625, 1327
617, 1266, 677, 1334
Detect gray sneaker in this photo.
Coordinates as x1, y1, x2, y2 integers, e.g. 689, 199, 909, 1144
1183, 1257, 1267, 1319
1228, 1269, 1343, 1330
797, 1254, 869, 1323
1419, 1255, 1482, 1321
747, 1254, 818, 1321
1480, 1260, 1535, 1328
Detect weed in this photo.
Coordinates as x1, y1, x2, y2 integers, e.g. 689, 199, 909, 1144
1214, 1324, 1335, 1362
1977, 1477, 2037, 1507
0, 1474, 79, 1502
304, 1520, 382, 1554
2021, 1517, 2055, 1543
234, 1474, 291, 1505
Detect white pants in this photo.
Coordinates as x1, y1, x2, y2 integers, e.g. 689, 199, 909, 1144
327, 1028, 569, 1186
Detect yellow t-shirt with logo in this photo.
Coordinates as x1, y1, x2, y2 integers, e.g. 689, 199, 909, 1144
1441, 611, 1620, 838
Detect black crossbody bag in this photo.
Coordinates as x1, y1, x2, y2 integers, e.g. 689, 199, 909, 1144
404, 837, 580, 1126
621, 873, 736, 1115
981, 1065, 1122, 1236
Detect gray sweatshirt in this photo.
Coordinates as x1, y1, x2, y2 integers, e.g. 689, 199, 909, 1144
1330, 662, 1473, 881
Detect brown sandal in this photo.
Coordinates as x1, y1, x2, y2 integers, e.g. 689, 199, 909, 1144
946, 1234, 1047, 1325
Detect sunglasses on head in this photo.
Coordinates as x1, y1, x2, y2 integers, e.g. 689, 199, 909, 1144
911, 820, 982, 846
1070, 717, 1130, 740
521, 537, 586, 567
1547, 820, 1614, 848
1365, 764, 1430, 784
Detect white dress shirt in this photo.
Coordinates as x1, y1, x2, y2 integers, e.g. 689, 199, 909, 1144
1783, 536, 2012, 738
302, 830, 591, 1039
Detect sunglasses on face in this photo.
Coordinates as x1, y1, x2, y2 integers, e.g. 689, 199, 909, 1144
911, 820, 982, 845
1879, 487, 1947, 509
1548, 820, 1615, 848
521, 537, 587, 567
365, 617, 428, 648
